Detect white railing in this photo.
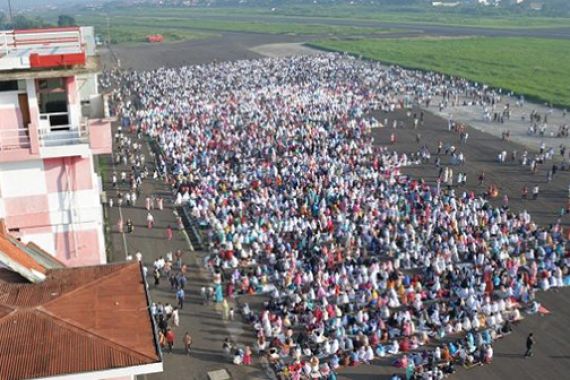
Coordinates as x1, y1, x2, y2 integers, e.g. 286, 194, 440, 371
0, 128, 31, 150
0, 27, 83, 60
38, 119, 89, 147
0, 33, 7, 57
40, 112, 70, 130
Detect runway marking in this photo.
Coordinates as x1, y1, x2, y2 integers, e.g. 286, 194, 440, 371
110, 151, 129, 260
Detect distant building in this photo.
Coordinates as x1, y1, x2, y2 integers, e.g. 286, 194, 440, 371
432, 1, 461, 7
529, 2, 544, 11
0, 26, 112, 267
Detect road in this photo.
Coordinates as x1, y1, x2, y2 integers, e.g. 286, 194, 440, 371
98, 32, 570, 380
102, 129, 268, 380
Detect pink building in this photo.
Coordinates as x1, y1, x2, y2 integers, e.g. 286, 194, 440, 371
0, 27, 112, 267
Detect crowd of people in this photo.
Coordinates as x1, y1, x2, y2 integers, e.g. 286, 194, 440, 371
106, 54, 569, 380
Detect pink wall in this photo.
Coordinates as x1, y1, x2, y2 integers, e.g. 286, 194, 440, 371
0, 106, 35, 162
0, 107, 28, 153
4, 195, 50, 229
43, 157, 94, 193
54, 228, 101, 266
88, 119, 112, 155
0, 148, 37, 163
0, 106, 23, 131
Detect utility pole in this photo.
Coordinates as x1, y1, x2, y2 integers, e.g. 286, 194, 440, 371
7, 0, 13, 22
106, 15, 111, 45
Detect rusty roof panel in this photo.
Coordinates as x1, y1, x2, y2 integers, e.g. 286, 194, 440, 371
0, 262, 160, 380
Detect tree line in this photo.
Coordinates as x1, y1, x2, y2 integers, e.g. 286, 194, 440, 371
0, 14, 76, 30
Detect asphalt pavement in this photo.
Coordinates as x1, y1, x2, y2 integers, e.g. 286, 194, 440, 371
99, 32, 570, 380
102, 130, 268, 380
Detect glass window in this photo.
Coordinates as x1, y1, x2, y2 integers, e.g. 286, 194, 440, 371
0, 80, 19, 92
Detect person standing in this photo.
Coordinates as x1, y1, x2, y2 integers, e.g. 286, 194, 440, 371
478, 171, 485, 186
165, 328, 175, 353
153, 268, 160, 286
521, 185, 528, 199
172, 307, 180, 328
183, 332, 192, 356
176, 287, 185, 310
147, 212, 155, 229
126, 219, 134, 233
158, 330, 166, 351
532, 186, 540, 200
222, 298, 230, 320
525, 333, 535, 358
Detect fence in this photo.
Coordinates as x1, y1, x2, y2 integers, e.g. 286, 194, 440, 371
0, 128, 31, 150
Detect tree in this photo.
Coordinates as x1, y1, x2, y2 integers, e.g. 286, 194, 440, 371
12, 15, 44, 29
57, 15, 77, 27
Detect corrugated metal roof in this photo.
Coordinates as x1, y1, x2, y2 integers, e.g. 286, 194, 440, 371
23, 242, 66, 270
0, 262, 161, 380
0, 233, 47, 279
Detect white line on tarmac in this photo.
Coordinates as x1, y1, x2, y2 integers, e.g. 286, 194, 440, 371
110, 151, 129, 259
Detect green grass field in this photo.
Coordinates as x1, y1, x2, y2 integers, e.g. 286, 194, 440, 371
76, 6, 570, 29
309, 37, 570, 108
266, 5, 570, 29
62, 5, 570, 46
104, 26, 214, 45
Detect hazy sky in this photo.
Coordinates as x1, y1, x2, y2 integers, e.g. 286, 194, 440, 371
0, 0, 93, 12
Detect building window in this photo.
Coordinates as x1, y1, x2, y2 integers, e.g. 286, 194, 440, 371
0, 80, 19, 92
0, 80, 26, 92
37, 78, 69, 128
38, 78, 65, 91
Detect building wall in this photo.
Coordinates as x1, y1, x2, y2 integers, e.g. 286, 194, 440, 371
0, 156, 106, 266
66, 76, 82, 128
0, 104, 23, 130
77, 73, 98, 102
0, 88, 26, 145
0, 29, 112, 269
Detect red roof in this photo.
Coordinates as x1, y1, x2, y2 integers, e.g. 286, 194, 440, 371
0, 262, 161, 380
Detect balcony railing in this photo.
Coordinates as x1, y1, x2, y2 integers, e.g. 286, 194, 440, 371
0, 117, 110, 157
38, 120, 89, 147
0, 128, 32, 150
0, 27, 85, 71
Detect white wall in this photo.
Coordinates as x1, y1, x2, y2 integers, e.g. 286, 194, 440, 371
21, 232, 55, 255
0, 92, 21, 107
77, 73, 98, 102
47, 189, 103, 226
0, 160, 46, 197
